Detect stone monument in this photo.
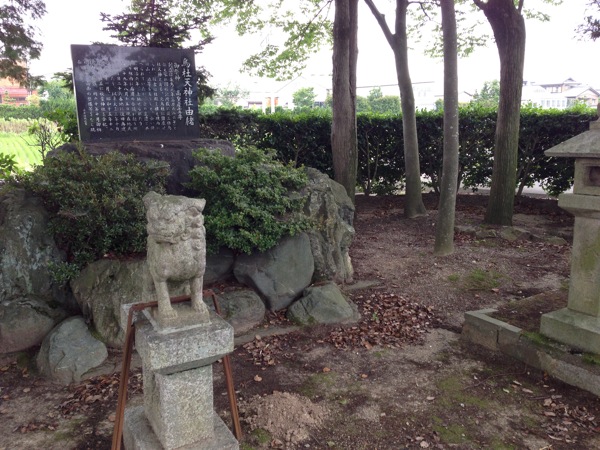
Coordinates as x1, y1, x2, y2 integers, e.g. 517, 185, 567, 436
540, 110, 600, 355
122, 192, 238, 449
71, 44, 200, 142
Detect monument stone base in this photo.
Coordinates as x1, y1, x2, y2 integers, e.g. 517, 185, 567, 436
122, 311, 238, 450
541, 308, 600, 354
123, 406, 238, 450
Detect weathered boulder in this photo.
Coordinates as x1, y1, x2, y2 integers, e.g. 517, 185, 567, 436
287, 282, 360, 325
0, 298, 68, 354
53, 139, 235, 196
301, 168, 355, 283
36, 316, 108, 385
70, 256, 232, 347
234, 233, 315, 311
217, 289, 266, 335
71, 259, 149, 347
0, 189, 73, 309
205, 248, 235, 285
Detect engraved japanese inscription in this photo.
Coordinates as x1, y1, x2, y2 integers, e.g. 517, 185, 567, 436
71, 44, 200, 142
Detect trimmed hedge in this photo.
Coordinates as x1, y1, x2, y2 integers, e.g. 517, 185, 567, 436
0, 104, 43, 120
198, 106, 597, 196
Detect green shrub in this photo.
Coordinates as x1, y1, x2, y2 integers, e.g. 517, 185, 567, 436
14, 148, 168, 272
0, 104, 43, 120
0, 153, 21, 179
187, 146, 312, 254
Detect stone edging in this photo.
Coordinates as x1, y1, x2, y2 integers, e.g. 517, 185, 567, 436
462, 308, 600, 397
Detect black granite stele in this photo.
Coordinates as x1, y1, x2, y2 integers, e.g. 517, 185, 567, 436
71, 44, 200, 142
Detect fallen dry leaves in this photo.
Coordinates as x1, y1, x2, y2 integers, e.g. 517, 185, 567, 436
326, 291, 438, 350
540, 392, 599, 444
59, 369, 142, 417
240, 290, 438, 367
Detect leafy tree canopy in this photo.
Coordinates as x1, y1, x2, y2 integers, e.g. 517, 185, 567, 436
577, 0, 600, 40
209, 83, 249, 108
293, 86, 317, 110
0, 0, 45, 84
408, 0, 562, 58
100, 0, 211, 50
100, 0, 216, 101
194, 0, 334, 80
470, 79, 500, 108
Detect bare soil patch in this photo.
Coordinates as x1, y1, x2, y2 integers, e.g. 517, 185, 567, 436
2, 192, 600, 450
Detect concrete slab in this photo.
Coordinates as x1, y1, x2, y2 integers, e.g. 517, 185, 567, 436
123, 405, 238, 450
541, 308, 600, 354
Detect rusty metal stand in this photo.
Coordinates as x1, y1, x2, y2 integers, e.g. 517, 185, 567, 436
111, 291, 242, 450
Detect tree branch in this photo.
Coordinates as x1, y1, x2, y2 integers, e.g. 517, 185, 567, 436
472, 0, 487, 11
363, 0, 396, 47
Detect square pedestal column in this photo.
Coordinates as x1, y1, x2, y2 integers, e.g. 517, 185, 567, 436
540, 193, 600, 354
123, 313, 238, 449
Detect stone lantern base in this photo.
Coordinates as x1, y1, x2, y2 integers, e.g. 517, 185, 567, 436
540, 193, 600, 355
541, 308, 600, 354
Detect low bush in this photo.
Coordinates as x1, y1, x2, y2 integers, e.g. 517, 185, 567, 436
0, 153, 21, 179
186, 146, 312, 254
14, 148, 169, 273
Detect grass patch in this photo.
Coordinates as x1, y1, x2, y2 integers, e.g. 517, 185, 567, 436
582, 353, 600, 366
432, 416, 470, 445
0, 132, 42, 170
447, 273, 460, 283
436, 375, 490, 409
489, 439, 517, 450
250, 428, 271, 445
463, 268, 502, 291
299, 372, 338, 399
522, 331, 554, 348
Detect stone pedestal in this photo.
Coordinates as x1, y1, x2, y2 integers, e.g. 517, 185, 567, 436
123, 311, 238, 449
540, 118, 600, 355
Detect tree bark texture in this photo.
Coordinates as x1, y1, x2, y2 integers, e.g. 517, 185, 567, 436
434, 0, 459, 256
363, 0, 426, 218
331, 0, 359, 202
474, 0, 526, 226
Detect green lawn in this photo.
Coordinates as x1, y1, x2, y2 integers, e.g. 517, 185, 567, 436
0, 132, 43, 170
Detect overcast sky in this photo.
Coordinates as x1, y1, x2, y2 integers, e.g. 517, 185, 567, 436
28, 0, 599, 94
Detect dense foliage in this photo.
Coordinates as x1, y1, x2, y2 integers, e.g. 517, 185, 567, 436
198, 105, 596, 196
0, 0, 45, 83
187, 146, 311, 255
0, 153, 20, 179
0, 104, 44, 120
13, 149, 168, 275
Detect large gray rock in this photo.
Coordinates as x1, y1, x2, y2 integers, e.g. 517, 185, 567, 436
205, 248, 235, 285
71, 256, 229, 347
0, 189, 72, 308
301, 168, 355, 283
234, 233, 314, 311
71, 259, 150, 348
0, 298, 68, 354
217, 289, 266, 335
36, 316, 108, 384
287, 282, 360, 325
53, 139, 235, 196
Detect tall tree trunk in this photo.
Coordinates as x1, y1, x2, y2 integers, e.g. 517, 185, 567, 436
434, 0, 459, 256
332, 0, 359, 202
474, 0, 526, 226
363, 0, 426, 218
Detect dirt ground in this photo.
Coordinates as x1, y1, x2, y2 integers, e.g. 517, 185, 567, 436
2, 192, 600, 450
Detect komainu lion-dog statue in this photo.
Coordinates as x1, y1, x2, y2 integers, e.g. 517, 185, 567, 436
143, 191, 210, 324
